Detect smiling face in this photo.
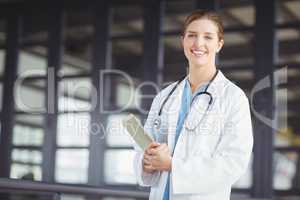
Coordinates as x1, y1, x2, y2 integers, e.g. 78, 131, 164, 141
182, 18, 224, 69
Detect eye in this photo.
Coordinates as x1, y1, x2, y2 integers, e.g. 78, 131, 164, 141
187, 34, 196, 38
205, 36, 212, 40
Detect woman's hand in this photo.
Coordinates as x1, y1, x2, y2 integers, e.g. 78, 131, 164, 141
147, 143, 172, 172
142, 142, 160, 173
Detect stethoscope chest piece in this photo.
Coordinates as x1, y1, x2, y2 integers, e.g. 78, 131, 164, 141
154, 118, 161, 130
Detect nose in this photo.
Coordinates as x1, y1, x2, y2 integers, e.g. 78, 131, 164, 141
193, 36, 205, 47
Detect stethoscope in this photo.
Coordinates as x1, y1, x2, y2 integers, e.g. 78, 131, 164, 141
153, 70, 219, 132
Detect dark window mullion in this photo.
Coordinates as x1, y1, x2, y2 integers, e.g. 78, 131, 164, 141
0, 14, 22, 178
41, 3, 64, 183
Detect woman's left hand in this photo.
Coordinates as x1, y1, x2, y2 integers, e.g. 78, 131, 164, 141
148, 143, 172, 171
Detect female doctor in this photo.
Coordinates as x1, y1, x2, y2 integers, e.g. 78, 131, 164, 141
133, 10, 253, 200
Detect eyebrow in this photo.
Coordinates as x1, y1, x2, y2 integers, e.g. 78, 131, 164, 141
186, 31, 215, 35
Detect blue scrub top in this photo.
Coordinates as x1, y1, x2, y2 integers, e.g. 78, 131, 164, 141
163, 78, 207, 200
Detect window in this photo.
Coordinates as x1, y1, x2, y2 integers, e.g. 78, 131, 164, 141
57, 113, 90, 147
55, 149, 89, 184
104, 150, 136, 184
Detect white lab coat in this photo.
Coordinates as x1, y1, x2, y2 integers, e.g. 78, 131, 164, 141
133, 70, 253, 200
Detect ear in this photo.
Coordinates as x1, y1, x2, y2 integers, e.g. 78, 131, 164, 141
216, 39, 224, 53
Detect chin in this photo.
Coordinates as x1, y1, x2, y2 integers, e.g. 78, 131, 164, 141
191, 60, 209, 68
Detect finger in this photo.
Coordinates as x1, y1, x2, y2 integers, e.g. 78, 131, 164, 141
148, 148, 158, 155
145, 143, 161, 155
146, 142, 160, 150
156, 143, 168, 150
143, 154, 153, 163
143, 158, 152, 165
144, 164, 154, 172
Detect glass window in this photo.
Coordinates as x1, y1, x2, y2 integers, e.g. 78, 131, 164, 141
0, 49, 5, 76
60, 59, 91, 76
0, 19, 6, 76
11, 149, 42, 164
112, 5, 143, 35
10, 163, 42, 181
277, 28, 300, 64
104, 150, 136, 184
57, 113, 90, 147
60, 11, 93, 75
163, 35, 188, 82
219, 32, 254, 67
15, 114, 45, 128
276, 26, 300, 147
112, 39, 143, 76
273, 151, 297, 190
18, 49, 47, 76
0, 82, 3, 111
13, 124, 44, 146
163, 0, 195, 32
60, 194, 85, 200
14, 79, 46, 113
55, 149, 89, 184
58, 78, 92, 112
222, 4, 255, 27
115, 81, 142, 110
277, 0, 300, 24
106, 114, 134, 147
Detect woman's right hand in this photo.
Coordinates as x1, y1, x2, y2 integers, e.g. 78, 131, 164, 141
142, 142, 160, 173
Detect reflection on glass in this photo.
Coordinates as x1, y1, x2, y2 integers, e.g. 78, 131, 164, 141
59, 96, 91, 112
15, 114, 44, 128
57, 113, 90, 147
0, 49, 5, 75
18, 51, 47, 75
13, 125, 43, 146
10, 163, 42, 181
55, 149, 89, 184
59, 62, 91, 76
60, 194, 86, 200
112, 5, 143, 35
12, 149, 42, 164
58, 78, 91, 112
104, 150, 136, 184
0, 83, 3, 111
273, 152, 297, 189
106, 114, 134, 147
116, 83, 141, 109
14, 79, 45, 113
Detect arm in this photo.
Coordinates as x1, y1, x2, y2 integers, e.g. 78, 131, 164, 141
133, 94, 162, 187
172, 91, 253, 194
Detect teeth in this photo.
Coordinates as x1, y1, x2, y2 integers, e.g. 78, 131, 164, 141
191, 50, 206, 56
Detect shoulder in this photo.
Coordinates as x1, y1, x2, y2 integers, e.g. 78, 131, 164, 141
152, 81, 178, 105
226, 81, 248, 101
216, 71, 248, 102
215, 72, 249, 114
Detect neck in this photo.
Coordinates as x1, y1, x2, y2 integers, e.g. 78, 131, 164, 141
187, 64, 217, 93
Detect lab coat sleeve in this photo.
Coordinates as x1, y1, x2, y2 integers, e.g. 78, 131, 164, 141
172, 91, 253, 194
133, 94, 161, 187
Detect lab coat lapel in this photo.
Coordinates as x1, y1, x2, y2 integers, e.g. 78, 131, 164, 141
166, 79, 186, 151
177, 70, 226, 159
206, 70, 226, 99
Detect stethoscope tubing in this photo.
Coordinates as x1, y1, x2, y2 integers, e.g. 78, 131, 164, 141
157, 70, 218, 118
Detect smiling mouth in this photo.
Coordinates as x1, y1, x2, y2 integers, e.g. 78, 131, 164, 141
191, 49, 207, 57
